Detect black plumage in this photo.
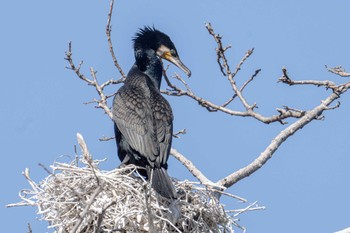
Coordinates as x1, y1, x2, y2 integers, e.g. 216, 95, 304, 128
112, 27, 191, 199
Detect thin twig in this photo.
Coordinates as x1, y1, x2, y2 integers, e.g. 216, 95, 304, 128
106, 0, 126, 79
232, 48, 254, 80
27, 223, 32, 233
89, 67, 114, 119
65, 42, 116, 119
240, 69, 261, 94
38, 163, 52, 175
206, 22, 231, 76
225, 48, 256, 111
173, 129, 187, 138
162, 75, 304, 124
225, 68, 261, 106
279, 67, 337, 90
99, 135, 115, 141
326, 65, 350, 77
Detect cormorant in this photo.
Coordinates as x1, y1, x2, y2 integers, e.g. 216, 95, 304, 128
112, 27, 191, 199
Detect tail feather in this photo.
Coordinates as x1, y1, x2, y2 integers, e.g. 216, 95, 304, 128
149, 167, 177, 199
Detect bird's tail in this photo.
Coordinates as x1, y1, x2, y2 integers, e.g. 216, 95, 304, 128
148, 167, 177, 199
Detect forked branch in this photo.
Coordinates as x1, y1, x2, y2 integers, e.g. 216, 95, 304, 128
326, 65, 350, 77
217, 81, 349, 188
65, 42, 123, 119
162, 23, 350, 189
67, 2, 350, 192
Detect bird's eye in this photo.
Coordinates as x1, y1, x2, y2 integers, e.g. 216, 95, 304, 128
170, 49, 177, 57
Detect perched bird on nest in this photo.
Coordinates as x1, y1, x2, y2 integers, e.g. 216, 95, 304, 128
112, 26, 191, 199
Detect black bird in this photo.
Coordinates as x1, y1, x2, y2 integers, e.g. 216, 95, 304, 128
112, 27, 191, 199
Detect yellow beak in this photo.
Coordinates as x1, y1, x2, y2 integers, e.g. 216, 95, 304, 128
162, 51, 191, 77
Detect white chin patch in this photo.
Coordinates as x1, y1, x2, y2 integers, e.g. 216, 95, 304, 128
156, 45, 170, 57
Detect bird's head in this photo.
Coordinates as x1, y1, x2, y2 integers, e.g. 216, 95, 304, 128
133, 26, 191, 77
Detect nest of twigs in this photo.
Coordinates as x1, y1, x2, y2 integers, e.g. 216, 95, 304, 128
8, 134, 259, 232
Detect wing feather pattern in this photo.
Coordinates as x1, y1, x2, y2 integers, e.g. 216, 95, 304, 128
112, 76, 173, 167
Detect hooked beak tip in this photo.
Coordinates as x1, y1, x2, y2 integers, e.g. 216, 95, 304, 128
170, 57, 191, 78
185, 70, 191, 78
161, 52, 191, 78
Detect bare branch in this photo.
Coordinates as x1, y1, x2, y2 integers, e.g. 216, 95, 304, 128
89, 67, 113, 119
170, 22, 350, 189
226, 201, 265, 216
334, 227, 350, 233
206, 23, 255, 111
205, 22, 231, 76
27, 223, 32, 233
173, 129, 187, 138
99, 135, 115, 141
77, 133, 102, 186
101, 79, 122, 89
65, 42, 93, 85
38, 163, 52, 175
232, 48, 254, 80
65, 43, 115, 120
163, 24, 314, 124
279, 67, 337, 89
240, 69, 261, 95
225, 68, 261, 107
77, 133, 92, 164
224, 49, 255, 112
106, 0, 126, 79
326, 65, 350, 77
217, 81, 350, 188
174, 73, 193, 94
66, 6, 350, 213
162, 71, 304, 124
170, 148, 220, 188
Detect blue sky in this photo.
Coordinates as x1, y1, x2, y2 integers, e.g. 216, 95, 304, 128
1, 0, 350, 232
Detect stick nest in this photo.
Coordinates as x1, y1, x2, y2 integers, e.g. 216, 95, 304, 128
8, 135, 258, 232
9, 157, 250, 233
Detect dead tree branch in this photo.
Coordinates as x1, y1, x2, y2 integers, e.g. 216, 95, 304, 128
162, 24, 311, 124
326, 65, 350, 77
161, 23, 350, 189
65, 42, 122, 119
66, 2, 350, 194
106, 0, 126, 79
65, 0, 126, 119
279, 67, 337, 89
27, 223, 32, 233
173, 129, 186, 138
335, 227, 350, 233
217, 81, 349, 188
170, 149, 213, 186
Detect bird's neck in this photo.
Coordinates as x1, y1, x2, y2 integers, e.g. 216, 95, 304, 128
135, 49, 163, 90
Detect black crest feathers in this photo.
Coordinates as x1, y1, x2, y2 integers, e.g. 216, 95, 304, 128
133, 26, 176, 52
